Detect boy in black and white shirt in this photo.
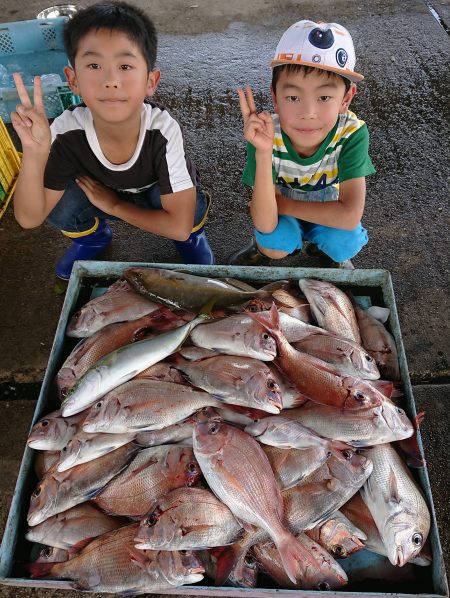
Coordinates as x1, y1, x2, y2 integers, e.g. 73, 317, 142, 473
12, 1, 215, 279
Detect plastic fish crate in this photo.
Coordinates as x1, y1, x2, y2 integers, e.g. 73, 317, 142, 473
0, 17, 79, 123
0, 116, 21, 218
0, 262, 448, 597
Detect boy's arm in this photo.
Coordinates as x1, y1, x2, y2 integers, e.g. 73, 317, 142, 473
238, 86, 278, 233
276, 176, 366, 231
11, 74, 65, 228
75, 175, 196, 240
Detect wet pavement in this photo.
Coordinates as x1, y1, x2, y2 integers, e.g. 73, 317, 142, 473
0, 0, 449, 595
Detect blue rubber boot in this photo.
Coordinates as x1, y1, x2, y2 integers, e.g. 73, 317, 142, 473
173, 226, 216, 265
55, 218, 113, 280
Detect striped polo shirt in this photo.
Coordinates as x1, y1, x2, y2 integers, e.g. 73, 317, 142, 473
242, 110, 375, 202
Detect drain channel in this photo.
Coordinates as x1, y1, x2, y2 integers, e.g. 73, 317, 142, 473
424, 0, 450, 35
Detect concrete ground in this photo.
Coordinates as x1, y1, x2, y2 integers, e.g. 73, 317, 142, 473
0, 0, 449, 596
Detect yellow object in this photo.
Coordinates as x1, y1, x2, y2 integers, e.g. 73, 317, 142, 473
0, 117, 21, 219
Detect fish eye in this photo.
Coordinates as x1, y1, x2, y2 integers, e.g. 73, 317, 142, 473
396, 407, 405, 415
317, 582, 331, 591
354, 391, 367, 403
180, 550, 188, 555
326, 450, 332, 458
145, 512, 159, 527
209, 422, 220, 434
244, 555, 257, 568
248, 304, 258, 312
262, 333, 270, 340
412, 533, 423, 546
32, 486, 42, 498
342, 450, 353, 460
364, 354, 374, 362
61, 446, 67, 452
331, 544, 346, 557
40, 420, 50, 427
41, 547, 53, 558
267, 379, 277, 390
95, 401, 103, 409
187, 461, 198, 474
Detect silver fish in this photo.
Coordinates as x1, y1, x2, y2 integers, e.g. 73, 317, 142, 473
25, 503, 125, 550
190, 314, 277, 361
299, 279, 361, 344
27, 443, 138, 526
134, 487, 243, 550
27, 410, 86, 451
286, 398, 414, 447
56, 430, 137, 471
61, 314, 209, 417
66, 279, 162, 338
172, 353, 283, 413
360, 443, 431, 566
81, 379, 222, 434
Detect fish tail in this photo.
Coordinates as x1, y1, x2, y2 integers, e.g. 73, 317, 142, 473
275, 530, 320, 585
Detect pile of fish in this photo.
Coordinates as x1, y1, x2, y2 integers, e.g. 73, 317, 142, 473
23, 267, 432, 594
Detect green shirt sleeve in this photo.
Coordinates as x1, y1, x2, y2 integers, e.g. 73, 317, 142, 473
241, 142, 277, 187
338, 124, 376, 183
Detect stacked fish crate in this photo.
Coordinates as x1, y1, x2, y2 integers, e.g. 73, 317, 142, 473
0, 262, 447, 597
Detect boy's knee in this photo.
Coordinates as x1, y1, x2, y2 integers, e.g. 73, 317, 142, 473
315, 225, 368, 261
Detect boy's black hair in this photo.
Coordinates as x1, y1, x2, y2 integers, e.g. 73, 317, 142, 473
272, 64, 351, 93
63, 1, 157, 71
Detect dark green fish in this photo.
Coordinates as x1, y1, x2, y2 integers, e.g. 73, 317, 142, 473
124, 267, 283, 311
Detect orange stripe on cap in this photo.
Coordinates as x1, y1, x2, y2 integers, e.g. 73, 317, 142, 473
270, 59, 364, 81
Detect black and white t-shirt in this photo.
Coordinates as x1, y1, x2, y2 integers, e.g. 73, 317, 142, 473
44, 100, 196, 195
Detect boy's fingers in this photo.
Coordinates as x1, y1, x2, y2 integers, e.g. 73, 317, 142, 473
33, 76, 46, 114
237, 87, 251, 120
245, 85, 257, 115
13, 73, 33, 108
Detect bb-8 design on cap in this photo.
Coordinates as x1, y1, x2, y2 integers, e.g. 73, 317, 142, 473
271, 20, 364, 82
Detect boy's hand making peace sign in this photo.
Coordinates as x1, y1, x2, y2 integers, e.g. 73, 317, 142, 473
10, 74, 52, 153
238, 85, 274, 153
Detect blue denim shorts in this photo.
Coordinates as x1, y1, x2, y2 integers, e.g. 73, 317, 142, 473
46, 180, 210, 234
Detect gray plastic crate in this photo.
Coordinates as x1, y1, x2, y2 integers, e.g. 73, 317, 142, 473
0, 262, 447, 597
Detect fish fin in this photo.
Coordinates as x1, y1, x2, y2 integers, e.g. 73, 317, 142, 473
212, 544, 245, 586
25, 561, 55, 578
68, 537, 95, 556
198, 298, 218, 317
285, 394, 309, 408
246, 302, 280, 333
256, 280, 289, 296
126, 545, 148, 567
388, 467, 402, 504
220, 278, 257, 292
235, 517, 258, 533
395, 411, 427, 468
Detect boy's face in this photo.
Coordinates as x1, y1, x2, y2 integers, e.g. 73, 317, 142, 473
64, 28, 160, 127
271, 68, 356, 157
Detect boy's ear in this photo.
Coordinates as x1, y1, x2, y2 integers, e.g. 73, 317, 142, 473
146, 69, 161, 97
64, 66, 80, 95
270, 84, 278, 113
340, 83, 357, 114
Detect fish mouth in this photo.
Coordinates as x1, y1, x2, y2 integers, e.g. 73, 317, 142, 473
394, 545, 406, 567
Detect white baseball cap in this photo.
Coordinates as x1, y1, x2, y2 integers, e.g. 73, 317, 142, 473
271, 20, 364, 82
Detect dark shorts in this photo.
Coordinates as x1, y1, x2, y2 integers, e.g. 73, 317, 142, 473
46, 180, 210, 234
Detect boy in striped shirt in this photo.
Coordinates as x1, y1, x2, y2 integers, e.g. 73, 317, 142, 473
229, 20, 375, 268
